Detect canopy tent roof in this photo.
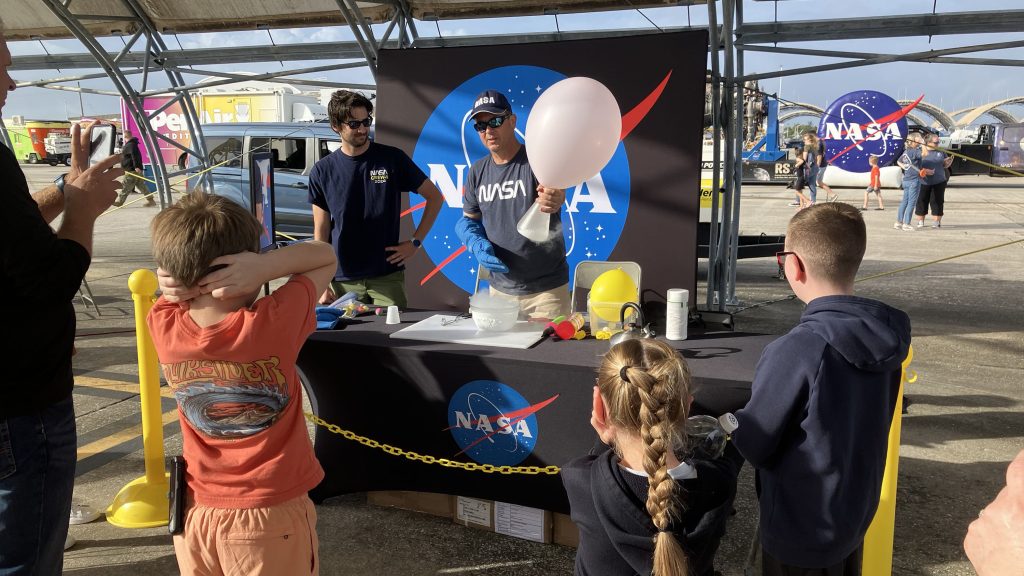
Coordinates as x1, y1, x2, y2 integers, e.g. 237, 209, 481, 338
0, 0, 705, 40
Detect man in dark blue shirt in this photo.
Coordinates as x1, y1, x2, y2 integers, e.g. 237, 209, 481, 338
308, 90, 442, 307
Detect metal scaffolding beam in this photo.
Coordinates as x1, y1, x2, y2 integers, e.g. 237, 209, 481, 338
738, 38, 1024, 82
743, 44, 1024, 69
738, 10, 1024, 44
38, 0, 212, 209
9, 28, 698, 71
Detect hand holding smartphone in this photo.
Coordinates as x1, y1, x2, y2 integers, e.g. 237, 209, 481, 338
88, 124, 116, 166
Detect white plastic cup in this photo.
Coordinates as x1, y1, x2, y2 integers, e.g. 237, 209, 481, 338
665, 288, 689, 341
385, 305, 401, 325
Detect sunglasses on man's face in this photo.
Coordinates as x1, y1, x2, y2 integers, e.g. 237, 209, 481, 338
341, 116, 373, 130
473, 114, 510, 133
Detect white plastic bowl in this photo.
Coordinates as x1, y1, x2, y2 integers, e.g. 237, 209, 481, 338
470, 304, 519, 332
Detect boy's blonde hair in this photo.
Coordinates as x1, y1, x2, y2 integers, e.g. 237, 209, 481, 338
598, 338, 693, 576
868, 155, 879, 165
151, 193, 261, 288
787, 203, 866, 286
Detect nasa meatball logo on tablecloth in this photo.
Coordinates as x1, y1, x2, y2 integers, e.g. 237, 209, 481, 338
446, 380, 558, 466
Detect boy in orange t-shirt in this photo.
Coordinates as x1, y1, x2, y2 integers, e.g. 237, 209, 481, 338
862, 155, 885, 211
148, 193, 335, 576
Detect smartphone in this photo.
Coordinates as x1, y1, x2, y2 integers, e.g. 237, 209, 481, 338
88, 124, 116, 166
168, 455, 186, 535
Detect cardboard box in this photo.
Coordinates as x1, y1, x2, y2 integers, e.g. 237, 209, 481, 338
453, 496, 494, 531
366, 491, 452, 518
552, 512, 579, 548
452, 496, 552, 544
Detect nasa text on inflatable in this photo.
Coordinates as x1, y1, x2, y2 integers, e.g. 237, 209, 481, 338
817, 90, 916, 173
376, 31, 709, 311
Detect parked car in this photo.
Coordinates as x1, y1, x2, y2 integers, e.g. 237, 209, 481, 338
186, 122, 346, 238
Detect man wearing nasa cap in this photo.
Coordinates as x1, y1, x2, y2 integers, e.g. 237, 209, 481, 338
455, 89, 570, 320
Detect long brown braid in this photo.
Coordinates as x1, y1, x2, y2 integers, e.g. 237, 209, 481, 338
598, 339, 692, 576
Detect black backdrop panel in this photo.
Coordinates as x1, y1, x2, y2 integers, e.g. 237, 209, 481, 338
376, 31, 709, 311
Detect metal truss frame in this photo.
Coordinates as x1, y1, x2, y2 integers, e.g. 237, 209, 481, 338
39, 0, 211, 207
704, 3, 1024, 311
14, 1, 1024, 312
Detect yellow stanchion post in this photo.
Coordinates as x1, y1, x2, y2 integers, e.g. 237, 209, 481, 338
862, 344, 916, 575
105, 269, 169, 528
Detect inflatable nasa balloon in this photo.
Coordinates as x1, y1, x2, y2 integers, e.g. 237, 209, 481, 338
817, 90, 915, 173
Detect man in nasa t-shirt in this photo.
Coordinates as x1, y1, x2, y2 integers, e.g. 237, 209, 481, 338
458, 90, 570, 320
309, 90, 443, 307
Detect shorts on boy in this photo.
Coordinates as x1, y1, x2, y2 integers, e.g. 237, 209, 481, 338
174, 494, 319, 576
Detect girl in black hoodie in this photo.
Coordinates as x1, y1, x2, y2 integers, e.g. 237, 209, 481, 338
562, 339, 741, 576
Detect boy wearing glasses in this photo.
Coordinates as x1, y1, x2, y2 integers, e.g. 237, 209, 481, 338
733, 203, 911, 576
308, 90, 443, 307
456, 89, 570, 320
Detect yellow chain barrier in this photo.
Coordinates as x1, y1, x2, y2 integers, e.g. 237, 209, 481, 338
304, 412, 561, 475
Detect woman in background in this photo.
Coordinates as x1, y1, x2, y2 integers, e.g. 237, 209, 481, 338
916, 134, 954, 228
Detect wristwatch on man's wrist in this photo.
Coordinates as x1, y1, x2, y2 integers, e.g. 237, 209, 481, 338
54, 173, 68, 195
411, 237, 422, 249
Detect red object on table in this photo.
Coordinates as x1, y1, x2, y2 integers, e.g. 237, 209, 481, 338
554, 313, 585, 340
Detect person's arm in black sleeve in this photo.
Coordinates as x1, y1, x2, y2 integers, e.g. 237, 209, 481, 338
2, 150, 122, 302
2, 167, 91, 303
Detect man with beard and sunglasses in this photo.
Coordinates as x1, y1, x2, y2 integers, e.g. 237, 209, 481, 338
308, 90, 443, 307
456, 90, 569, 320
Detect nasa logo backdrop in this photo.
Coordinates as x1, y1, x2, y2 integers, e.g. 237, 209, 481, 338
818, 90, 909, 173
411, 66, 631, 295
376, 31, 709, 310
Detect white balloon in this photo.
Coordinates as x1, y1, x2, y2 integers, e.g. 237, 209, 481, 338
525, 77, 622, 190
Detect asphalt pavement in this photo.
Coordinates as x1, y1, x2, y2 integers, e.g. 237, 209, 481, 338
19, 163, 1023, 575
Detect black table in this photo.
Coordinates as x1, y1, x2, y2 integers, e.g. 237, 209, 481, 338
298, 311, 776, 513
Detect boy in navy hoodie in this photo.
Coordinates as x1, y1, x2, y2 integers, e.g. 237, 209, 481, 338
733, 203, 911, 576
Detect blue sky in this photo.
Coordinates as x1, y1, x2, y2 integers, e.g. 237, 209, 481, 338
5, 0, 1024, 123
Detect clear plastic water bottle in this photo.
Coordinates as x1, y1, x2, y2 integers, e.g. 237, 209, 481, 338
685, 413, 739, 460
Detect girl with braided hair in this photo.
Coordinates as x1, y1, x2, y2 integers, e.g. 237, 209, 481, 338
562, 339, 741, 576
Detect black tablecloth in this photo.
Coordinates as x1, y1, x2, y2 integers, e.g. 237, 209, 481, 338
298, 311, 776, 513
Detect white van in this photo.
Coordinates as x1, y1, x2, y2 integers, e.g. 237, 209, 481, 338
187, 122, 346, 238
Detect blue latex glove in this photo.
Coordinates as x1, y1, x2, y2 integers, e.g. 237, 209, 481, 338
454, 216, 509, 273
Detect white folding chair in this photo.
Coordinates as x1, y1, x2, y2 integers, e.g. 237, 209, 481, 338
569, 261, 641, 315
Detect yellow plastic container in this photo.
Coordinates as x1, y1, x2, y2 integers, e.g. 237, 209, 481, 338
587, 300, 636, 335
